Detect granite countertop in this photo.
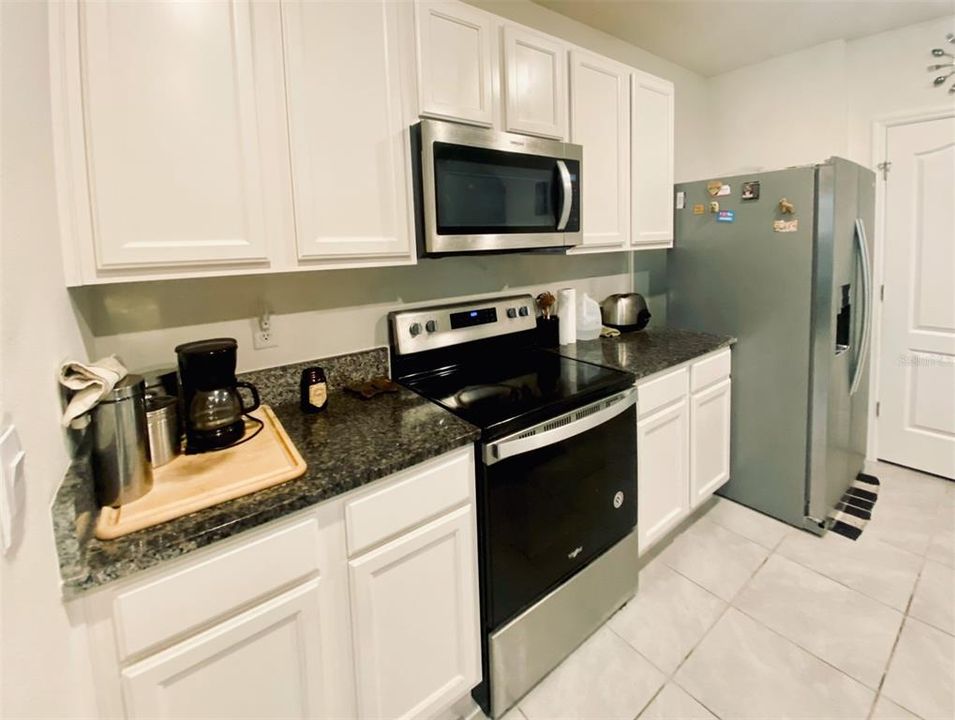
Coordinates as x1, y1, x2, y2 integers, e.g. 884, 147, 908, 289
53, 350, 479, 596
555, 327, 736, 380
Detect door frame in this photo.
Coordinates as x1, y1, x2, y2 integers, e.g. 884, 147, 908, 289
867, 105, 955, 461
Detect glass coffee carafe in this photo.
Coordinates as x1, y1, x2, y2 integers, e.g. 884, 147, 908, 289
175, 338, 260, 453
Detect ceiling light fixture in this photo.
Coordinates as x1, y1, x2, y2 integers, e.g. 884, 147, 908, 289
928, 33, 955, 94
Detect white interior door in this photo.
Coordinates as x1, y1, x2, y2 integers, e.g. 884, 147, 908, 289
877, 115, 955, 479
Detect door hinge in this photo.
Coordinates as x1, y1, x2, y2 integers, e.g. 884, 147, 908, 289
877, 161, 892, 180
876, 401, 881, 417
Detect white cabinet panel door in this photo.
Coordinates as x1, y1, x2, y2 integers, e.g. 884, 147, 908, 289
877, 115, 955, 479
121, 580, 324, 720
569, 51, 630, 251
631, 71, 674, 248
79, 1, 272, 268
690, 379, 732, 507
282, 1, 414, 262
503, 26, 567, 139
415, 1, 495, 127
349, 506, 481, 720
637, 399, 689, 553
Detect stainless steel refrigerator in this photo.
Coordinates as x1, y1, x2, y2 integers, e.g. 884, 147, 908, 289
669, 157, 875, 532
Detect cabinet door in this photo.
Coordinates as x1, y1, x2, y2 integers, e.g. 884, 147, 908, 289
637, 399, 690, 553
415, 1, 495, 127
503, 26, 567, 139
690, 379, 732, 507
282, 1, 414, 262
78, 1, 273, 269
631, 71, 674, 248
349, 505, 480, 720
569, 51, 630, 251
121, 580, 325, 720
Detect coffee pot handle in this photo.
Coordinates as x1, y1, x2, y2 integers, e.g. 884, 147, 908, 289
235, 382, 261, 414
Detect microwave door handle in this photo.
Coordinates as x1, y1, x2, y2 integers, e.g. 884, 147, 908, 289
556, 160, 572, 230
483, 388, 636, 466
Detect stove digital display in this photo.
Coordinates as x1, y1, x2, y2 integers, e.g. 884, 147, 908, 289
450, 307, 497, 329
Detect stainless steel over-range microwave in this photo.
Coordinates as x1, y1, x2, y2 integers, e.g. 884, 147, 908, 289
411, 120, 582, 255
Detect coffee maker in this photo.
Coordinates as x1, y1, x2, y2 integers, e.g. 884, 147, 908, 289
176, 338, 260, 453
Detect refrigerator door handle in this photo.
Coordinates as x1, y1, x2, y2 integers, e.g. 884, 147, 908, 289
850, 218, 873, 396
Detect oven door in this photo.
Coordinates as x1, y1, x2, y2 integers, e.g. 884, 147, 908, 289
481, 388, 637, 630
417, 120, 581, 254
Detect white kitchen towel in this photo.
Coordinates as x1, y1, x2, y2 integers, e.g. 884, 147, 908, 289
557, 288, 577, 345
59, 355, 128, 427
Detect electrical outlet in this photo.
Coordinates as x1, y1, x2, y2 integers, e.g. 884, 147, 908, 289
252, 309, 277, 349
253, 328, 277, 349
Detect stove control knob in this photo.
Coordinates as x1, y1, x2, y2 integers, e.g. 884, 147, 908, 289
425, 320, 437, 333
506, 307, 517, 319
409, 322, 422, 337
518, 306, 529, 317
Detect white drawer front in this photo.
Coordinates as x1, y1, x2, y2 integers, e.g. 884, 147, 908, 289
113, 518, 321, 660
345, 448, 473, 557
637, 367, 688, 418
690, 349, 731, 393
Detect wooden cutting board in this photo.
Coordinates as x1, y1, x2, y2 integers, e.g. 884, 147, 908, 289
96, 405, 307, 540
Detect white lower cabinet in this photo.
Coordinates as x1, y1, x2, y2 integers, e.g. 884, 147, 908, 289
637, 350, 732, 554
349, 506, 480, 720
690, 378, 732, 507
637, 398, 689, 551
121, 580, 325, 720
80, 446, 479, 720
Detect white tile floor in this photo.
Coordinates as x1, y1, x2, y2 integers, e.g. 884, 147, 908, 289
505, 461, 955, 720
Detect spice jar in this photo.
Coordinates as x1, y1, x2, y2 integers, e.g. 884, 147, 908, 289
300, 367, 328, 413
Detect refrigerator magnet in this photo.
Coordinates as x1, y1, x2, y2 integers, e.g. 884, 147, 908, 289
716, 184, 731, 197
773, 219, 798, 232
741, 181, 760, 200
676, 191, 686, 209
717, 210, 735, 223
692, 204, 705, 215
709, 201, 720, 213
707, 180, 723, 196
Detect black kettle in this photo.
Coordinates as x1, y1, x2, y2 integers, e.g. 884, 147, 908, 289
175, 338, 260, 453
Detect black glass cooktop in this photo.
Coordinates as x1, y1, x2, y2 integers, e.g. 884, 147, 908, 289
403, 350, 634, 440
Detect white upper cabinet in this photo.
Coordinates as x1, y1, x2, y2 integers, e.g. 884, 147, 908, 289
69, 0, 276, 274
502, 26, 567, 140
282, 1, 414, 263
631, 70, 675, 248
569, 50, 631, 251
415, 1, 496, 127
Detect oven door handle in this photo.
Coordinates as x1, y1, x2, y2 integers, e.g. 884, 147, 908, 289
483, 388, 636, 466
556, 160, 573, 231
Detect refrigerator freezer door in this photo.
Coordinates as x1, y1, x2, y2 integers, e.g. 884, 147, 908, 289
805, 160, 875, 525
670, 167, 817, 528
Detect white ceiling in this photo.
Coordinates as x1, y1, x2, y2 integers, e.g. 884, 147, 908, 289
531, 0, 955, 76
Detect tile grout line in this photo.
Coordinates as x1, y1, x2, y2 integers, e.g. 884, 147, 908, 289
629, 546, 779, 720
867, 552, 932, 720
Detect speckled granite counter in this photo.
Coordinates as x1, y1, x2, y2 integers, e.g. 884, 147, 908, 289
53, 349, 479, 596
555, 327, 735, 380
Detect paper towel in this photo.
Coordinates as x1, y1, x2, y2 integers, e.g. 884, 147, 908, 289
557, 288, 576, 345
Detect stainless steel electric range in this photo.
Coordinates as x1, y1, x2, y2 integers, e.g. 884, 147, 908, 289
389, 294, 639, 718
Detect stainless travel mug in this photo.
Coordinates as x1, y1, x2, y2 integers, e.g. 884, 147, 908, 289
146, 395, 180, 468
91, 374, 154, 507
